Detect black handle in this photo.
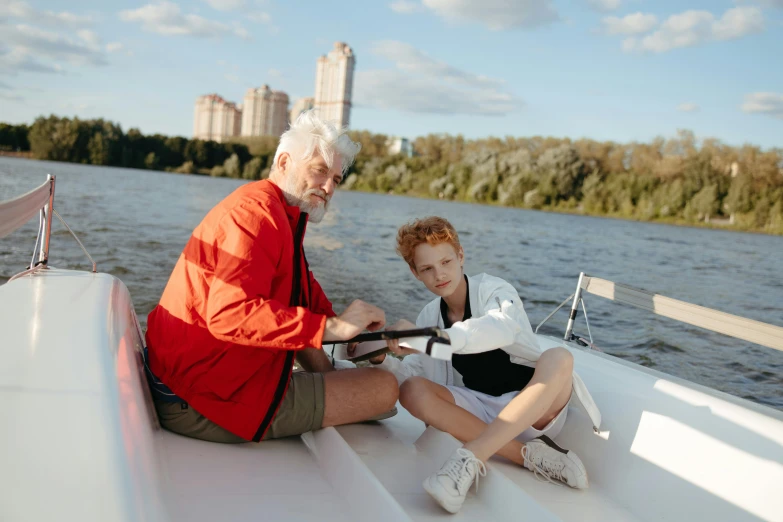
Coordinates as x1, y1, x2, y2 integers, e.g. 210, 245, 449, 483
329, 327, 450, 345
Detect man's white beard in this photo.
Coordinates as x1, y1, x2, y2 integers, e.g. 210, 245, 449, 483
281, 176, 330, 223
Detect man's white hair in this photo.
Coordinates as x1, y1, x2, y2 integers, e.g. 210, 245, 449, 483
273, 110, 361, 174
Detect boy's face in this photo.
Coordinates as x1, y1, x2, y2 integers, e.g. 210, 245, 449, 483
411, 242, 464, 297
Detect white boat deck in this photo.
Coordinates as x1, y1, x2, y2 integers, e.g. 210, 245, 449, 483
2, 269, 783, 522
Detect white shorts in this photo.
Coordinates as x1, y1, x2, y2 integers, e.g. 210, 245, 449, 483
446, 385, 570, 443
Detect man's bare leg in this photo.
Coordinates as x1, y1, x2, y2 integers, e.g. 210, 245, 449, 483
463, 347, 573, 462
322, 368, 399, 427
400, 347, 574, 464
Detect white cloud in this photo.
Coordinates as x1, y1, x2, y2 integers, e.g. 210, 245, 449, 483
202, 0, 272, 27
268, 68, 282, 78
2, 24, 107, 67
0, 46, 64, 75
677, 102, 700, 113
204, 0, 246, 11
712, 6, 765, 39
247, 12, 271, 23
421, 0, 558, 30
77, 29, 101, 49
588, 0, 622, 12
106, 42, 124, 53
354, 40, 522, 116
0, 3, 107, 77
233, 25, 251, 40
602, 13, 658, 35
0, 92, 24, 101
224, 73, 241, 83
389, 1, 423, 13
741, 92, 783, 119
371, 40, 504, 88
622, 7, 764, 53
119, 2, 249, 39
1, 0, 93, 27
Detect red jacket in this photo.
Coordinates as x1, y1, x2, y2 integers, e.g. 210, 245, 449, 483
146, 180, 335, 441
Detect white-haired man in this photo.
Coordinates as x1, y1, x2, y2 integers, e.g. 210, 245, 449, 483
145, 112, 399, 443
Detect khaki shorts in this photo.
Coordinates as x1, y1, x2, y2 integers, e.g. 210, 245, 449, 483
154, 371, 325, 443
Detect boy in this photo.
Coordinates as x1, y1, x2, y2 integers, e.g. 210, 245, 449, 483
369, 216, 601, 513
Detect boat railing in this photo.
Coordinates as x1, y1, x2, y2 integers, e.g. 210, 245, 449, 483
0, 175, 96, 282
537, 272, 783, 353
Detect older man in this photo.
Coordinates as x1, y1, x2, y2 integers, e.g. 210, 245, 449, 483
145, 111, 399, 443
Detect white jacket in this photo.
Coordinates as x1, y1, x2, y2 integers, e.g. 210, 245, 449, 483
376, 273, 602, 431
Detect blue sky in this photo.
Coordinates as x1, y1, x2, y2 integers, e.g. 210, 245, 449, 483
1, 0, 781, 148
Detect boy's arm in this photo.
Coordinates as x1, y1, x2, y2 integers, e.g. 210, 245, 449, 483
446, 280, 540, 355
371, 307, 451, 385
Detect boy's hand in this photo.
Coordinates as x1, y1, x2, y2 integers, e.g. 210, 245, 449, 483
385, 319, 420, 356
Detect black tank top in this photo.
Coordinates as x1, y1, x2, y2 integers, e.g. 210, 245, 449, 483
444, 276, 535, 397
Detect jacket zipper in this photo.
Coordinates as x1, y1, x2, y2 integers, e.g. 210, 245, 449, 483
253, 212, 308, 442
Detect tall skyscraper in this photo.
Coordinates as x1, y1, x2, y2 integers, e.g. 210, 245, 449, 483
314, 42, 355, 128
290, 97, 315, 124
241, 85, 290, 137
193, 94, 242, 142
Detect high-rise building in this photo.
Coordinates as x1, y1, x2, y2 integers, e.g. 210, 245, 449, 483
314, 42, 355, 128
193, 94, 242, 142
290, 97, 315, 124
241, 85, 290, 137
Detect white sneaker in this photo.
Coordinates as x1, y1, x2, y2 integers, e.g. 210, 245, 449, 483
522, 435, 589, 489
422, 447, 487, 513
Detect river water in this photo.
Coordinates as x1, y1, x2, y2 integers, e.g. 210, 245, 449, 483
2, 156, 782, 410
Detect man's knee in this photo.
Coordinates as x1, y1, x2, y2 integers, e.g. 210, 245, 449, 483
375, 369, 400, 410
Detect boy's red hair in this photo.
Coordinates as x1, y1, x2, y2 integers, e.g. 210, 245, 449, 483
396, 216, 461, 270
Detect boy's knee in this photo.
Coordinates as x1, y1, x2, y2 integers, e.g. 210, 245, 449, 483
546, 347, 574, 376
399, 376, 429, 412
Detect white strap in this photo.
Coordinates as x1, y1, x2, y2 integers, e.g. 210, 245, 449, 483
584, 276, 783, 353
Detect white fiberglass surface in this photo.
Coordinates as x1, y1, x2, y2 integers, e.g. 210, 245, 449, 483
4, 269, 783, 522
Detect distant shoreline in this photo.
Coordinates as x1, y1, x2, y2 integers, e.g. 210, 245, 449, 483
3, 155, 780, 238
0, 151, 33, 159
344, 186, 783, 238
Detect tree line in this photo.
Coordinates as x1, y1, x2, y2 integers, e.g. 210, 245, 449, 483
345, 130, 783, 235
1, 115, 781, 234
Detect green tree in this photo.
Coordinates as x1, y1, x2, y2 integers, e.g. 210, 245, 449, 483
725, 175, 754, 215
223, 153, 241, 178
144, 152, 160, 170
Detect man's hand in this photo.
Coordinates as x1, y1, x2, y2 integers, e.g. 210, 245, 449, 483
323, 300, 386, 342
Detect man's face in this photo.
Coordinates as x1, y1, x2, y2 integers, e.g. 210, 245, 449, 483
411, 242, 464, 297
280, 153, 343, 223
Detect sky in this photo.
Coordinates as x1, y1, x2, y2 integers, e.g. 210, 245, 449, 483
0, 0, 782, 149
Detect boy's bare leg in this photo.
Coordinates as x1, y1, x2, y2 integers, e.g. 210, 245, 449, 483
463, 347, 574, 462
400, 376, 526, 464
322, 368, 399, 427
400, 347, 574, 465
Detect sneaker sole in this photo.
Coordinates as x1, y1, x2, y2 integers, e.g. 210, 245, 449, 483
422, 475, 463, 514
563, 451, 589, 489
